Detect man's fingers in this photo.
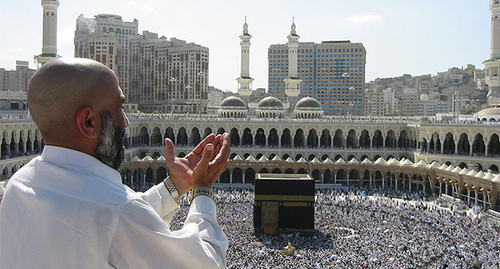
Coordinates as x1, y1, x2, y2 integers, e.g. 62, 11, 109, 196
210, 136, 230, 169
191, 134, 216, 156
164, 138, 176, 165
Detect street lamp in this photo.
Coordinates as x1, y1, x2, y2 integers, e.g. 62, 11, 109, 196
169, 77, 177, 114
186, 85, 192, 114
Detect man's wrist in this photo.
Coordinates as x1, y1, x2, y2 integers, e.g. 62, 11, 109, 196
190, 187, 214, 204
163, 176, 180, 204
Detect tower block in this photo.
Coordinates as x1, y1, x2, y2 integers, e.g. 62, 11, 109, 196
484, 0, 500, 107
237, 19, 254, 100
284, 21, 302, 111
35, 0, 60, 66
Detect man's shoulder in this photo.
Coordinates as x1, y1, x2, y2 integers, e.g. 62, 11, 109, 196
8, 156, 134, 213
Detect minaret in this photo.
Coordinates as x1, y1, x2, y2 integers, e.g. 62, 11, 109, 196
284, 19, 302, 112
237, 18, 254, 102
35, 0, 60, 66
484, 0, 500, 107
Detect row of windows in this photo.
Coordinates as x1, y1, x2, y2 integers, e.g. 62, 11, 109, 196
269, 48, 364, 54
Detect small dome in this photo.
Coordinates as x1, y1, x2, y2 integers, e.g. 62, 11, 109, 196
271, 155, 282, 162
348, 158, 359, 164
220, 96, 246, 107
451, 166, 462, 173
428, 161, 440, 169
492, 174, 500, 183
295, 97, 322, 109
477, 106, 500, 116
414, 160, 426, 168
400, 159, 413, 167
374, 157, 387, 165
466, 169, 477, 176
459, 168, 469, 175
257, 96, 284, 109
477, 106, 500, 121
323, 158, 334, 164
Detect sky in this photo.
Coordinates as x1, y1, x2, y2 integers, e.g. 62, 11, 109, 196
0, 0, 493, 92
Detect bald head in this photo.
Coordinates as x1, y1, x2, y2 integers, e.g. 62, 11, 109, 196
28, 58, 117, 142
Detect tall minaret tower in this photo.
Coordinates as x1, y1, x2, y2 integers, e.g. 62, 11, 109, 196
237, 18, 254, 102
35, 0, 60, 66
284, 19, 302, 112
484, 0, 500, 107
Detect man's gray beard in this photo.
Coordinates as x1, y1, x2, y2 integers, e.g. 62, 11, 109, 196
96, 111, 125, 170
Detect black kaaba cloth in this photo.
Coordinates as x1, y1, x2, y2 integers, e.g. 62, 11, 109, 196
253, 174, 315, 234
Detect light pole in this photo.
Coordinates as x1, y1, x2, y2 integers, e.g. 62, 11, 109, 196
169, 77, 177, 114
186, 85, 192, 115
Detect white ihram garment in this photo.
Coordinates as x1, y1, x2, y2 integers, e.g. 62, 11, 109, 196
0, 146, 228, 269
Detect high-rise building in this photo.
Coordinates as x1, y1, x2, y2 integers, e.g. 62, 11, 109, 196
75, 14, 139, 99
128, 32, 209, 113
484, 0, 500, 107
74, 14, 209, 113
268, 39, 366, 115
0, 61, 36, 92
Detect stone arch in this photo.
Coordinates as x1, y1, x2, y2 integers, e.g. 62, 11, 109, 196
294, 129, 305, 148
457, 133, 470, 156
189, 127, 201, 146
324, 169, 333, 183
245, 168, 255, 184
281, 128, 292, 147
398, 130, 410, 149
203, 128, 212, 139
151, 127, 162, 146
488, 133, 500, 157
359, 129, 370, 148
472, 133, 485, 156
220, 169, 230, 183
372, 130, 383, 148
242, 128, 253, 146
306, 129, 318, 148
385, 130, 396, 148
255, 128, 266, 146
230, 128, 240, 147
333, 129, 345, 148
139, 127, 149, 145
217, 127, 225, 135
233, 168, 243, 183
443, 132, 455, 154
268, 128, 279, 147
271, 168, 282, 174
297, 168, 308, 174
320, 129, 331, 148
429, 132, 441, 153
312, 169, 322, 181
177, 127, 188, 145
164, 127, 175, 144
346, 129, 357, 148
489, 164, 499, 172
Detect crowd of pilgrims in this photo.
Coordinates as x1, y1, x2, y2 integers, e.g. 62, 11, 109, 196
170, 188, 500, 269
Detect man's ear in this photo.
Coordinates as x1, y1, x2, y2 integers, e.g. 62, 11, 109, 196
76, 106, 99, 139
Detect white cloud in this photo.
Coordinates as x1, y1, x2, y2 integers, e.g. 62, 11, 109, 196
345, 14, 382, 24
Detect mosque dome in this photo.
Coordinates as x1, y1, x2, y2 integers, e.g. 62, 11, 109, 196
477, 106, 500, 122
256, 96, 285, 118
218, 96, 247, 118
293, 96, 323, 119
257, 96, 284, 109
220, 96, 246, 108
295, 97, 322, 109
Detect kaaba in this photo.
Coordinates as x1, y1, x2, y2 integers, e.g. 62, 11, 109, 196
253, 173, 315, 234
